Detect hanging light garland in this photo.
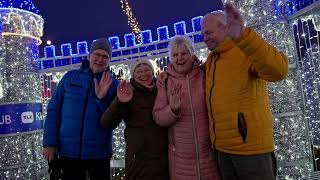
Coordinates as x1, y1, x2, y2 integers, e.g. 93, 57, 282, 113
120, 0, 141, 43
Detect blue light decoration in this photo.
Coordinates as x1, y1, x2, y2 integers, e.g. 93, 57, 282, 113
124, 33, 136, 47
40, 14, 217, 60
123, 34, 137, 56
174, 21, 187, 35
55, 58, 70, 67
293, 18, 320, 145
273, 0, 296, 18
71, 57, 82, 64
75, 41, 88, 64
131, 47, 139, 55
282, 0, 319, 12
191, 16, 204, 43
295, 0, 318, 11
191, 16, 202, 32
108, 37, 122, 58
141, 30, 152, 44
0, 18, 2, 35
157, 26, 169, 41
156, 26, 170, 50
42, 60, 54, 69
0, 0, 40, 14
59, 43, 72, 67
61, 43, 72, 56
43, 46, 55, 69
77, 41, 88, 55
44, 45, 56, 58
109, 36, 120, 49
140, 30, 155, 53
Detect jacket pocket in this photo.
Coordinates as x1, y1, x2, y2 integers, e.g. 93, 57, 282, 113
238, 112, 247, 143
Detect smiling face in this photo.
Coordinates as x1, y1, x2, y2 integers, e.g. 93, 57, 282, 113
201, 14, 228, 51
88, 49, 110, 73
170, 45, 194, 75
133, 63, 154, 87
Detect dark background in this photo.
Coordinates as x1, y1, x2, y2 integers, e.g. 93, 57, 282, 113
34, 0, 222, 54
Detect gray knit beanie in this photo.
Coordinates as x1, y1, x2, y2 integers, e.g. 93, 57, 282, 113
90, 38, 112, 56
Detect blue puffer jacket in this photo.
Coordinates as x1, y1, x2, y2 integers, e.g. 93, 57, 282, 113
43, 61, 119, 159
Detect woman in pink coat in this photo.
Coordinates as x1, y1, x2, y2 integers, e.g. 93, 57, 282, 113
153, 35, 220, 180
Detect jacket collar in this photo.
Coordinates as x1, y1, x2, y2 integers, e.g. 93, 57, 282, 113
212, 37, 234, 53
130, 78, 157, 94
80, 60, 92, 73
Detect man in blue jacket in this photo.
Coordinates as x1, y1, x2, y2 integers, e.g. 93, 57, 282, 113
43, 38, 119, 180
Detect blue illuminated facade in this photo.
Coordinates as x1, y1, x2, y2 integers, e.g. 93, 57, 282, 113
40, 0, 319, 70
42, 16, 203, 62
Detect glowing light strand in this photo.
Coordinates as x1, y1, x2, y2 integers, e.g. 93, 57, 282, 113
120, 0, 141, 43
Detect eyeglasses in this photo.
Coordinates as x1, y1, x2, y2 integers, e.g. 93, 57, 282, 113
92, 52, 110, 60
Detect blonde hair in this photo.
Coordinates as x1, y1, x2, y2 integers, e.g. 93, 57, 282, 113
168, 35, 195, 61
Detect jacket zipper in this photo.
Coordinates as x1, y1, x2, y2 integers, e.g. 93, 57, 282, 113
186, 75, 201, 180
79, 74, 94, 159
209, 55, 218, 149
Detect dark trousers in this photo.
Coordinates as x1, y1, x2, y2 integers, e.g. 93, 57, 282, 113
60, 156, 111, 180
217, 151, 277, 180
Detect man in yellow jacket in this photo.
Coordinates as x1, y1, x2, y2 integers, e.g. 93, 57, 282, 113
201, 3, 288, 180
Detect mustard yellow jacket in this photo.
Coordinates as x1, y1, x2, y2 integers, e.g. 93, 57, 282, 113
205, 28, 288, 155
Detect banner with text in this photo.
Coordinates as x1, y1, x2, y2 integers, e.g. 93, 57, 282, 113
0, 103, 44, 134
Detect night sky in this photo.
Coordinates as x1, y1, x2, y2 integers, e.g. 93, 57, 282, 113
34, 0, 223, 52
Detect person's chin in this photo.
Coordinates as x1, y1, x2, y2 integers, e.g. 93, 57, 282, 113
96, 66, 106, 72
176, 68, 188, 75
138, 80, 152, 87
93, 68, 103, 73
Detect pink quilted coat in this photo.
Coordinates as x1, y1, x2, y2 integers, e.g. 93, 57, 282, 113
153, 63, 220, 180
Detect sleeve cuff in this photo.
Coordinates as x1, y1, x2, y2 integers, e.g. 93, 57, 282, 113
233, 28, 264, 58
170, 108, 181, 118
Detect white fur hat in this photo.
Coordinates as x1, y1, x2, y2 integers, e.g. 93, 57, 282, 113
129, 58, 155, 78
